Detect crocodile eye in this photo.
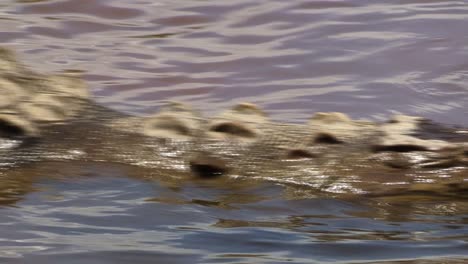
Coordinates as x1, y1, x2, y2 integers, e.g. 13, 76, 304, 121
313, 133, 342, 144
210, 122, 256, 138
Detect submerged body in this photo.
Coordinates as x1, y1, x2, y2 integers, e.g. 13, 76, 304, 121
0, 47, 467, 197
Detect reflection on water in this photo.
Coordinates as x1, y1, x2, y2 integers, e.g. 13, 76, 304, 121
0, 0, 467, 263
1, 162, 467, 263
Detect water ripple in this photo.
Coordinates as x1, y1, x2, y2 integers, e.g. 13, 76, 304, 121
1, 0, 468, 262
1, 0, 466, 123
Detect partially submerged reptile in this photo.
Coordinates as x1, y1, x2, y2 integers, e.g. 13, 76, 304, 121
1, 47, 467, 197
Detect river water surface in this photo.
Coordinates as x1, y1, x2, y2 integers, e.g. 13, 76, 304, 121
0, 0, 467, 263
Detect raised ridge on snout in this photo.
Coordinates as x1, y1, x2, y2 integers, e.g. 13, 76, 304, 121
374, 114, 452, 152
307, 112, 378, 146
144, 115, 194, 139
206, 103, 268, 142
142, 101, 201, 140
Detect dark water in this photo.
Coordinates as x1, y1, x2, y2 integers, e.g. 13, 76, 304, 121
0, 0, 467, 263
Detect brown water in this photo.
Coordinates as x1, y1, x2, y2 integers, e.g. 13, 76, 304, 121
0, 0, 468, 263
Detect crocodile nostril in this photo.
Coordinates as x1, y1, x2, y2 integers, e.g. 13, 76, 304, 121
286, 149, 316, 159
0, 113, 39, 139
189, 155, 228, 178
313, 133, 342, 144
0, 119, 25, 138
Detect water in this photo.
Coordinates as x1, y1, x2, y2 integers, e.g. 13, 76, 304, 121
0, 0, 467, 263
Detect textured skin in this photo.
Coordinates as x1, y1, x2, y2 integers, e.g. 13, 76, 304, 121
0, 47, 467, 197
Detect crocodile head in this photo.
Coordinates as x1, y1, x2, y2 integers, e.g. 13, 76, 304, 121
1, 46, 467, 197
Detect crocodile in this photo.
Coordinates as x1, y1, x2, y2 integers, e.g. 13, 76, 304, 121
0, 46, 467, 198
